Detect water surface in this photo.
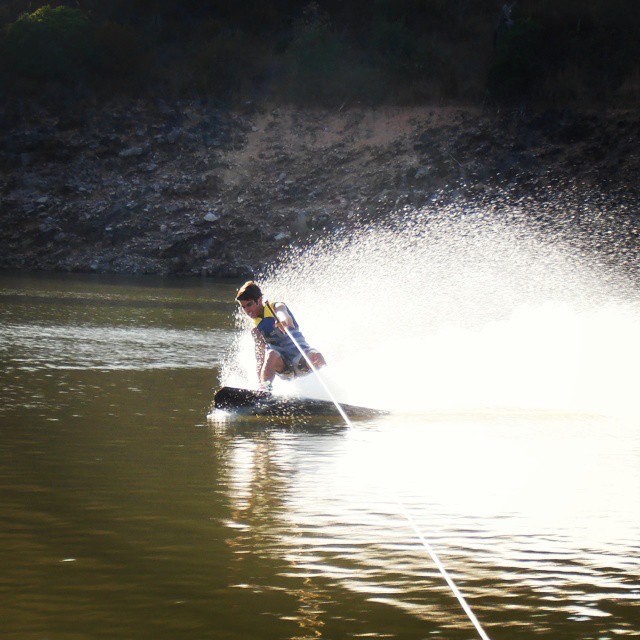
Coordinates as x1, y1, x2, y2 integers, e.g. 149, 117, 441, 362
1, 272, 639, 640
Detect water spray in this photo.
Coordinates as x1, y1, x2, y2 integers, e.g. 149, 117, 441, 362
265, 299, 493, 640
221, 195, 640, 638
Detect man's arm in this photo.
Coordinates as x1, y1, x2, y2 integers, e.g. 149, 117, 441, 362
273, 302, 294, 331
251, 327, 266, 379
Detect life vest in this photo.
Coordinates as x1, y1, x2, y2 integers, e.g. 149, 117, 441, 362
253, 301, 310, 362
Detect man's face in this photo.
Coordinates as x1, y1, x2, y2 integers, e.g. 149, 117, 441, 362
238, 296, 263, 319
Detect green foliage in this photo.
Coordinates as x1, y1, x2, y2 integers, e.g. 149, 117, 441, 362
93, 21, 146, 80
184, 28, 271, 97
487, 18, 545, 102
0, 0, 638, 105
371, 18, 418, 75
279, 9, 381, 105
368, 17, 457, 101
2, 5, 96, 82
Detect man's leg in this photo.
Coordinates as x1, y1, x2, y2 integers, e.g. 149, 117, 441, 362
260, 350, 285, 387
292, 350, 327, 379
309, 350, 326, 369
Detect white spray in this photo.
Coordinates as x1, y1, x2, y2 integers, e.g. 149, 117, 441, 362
222, 202, 640, 417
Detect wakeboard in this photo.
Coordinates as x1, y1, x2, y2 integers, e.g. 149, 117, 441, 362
213, 386, 386, 419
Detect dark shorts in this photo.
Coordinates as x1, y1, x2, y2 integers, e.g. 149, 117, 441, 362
277, 349, 320, 380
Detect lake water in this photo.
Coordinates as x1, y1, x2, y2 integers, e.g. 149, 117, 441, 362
1, 272, 639, 640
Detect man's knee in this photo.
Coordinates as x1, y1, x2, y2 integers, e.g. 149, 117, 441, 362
263, 351, 285, 373
310, 351, 326, 368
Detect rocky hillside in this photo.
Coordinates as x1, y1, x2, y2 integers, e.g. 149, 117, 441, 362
1, 100, 639, 278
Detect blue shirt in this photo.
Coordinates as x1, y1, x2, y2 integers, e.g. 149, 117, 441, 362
254, 301, 310, 365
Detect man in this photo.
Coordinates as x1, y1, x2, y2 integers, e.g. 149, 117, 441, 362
235, 281, 326, 391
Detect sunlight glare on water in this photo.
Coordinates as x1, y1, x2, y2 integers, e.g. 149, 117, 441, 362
1, 267, 638, 640
223, 203, 640, 418
215, 201, 640, 637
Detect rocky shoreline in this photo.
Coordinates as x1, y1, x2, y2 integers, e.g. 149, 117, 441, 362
1, 100, 639, 278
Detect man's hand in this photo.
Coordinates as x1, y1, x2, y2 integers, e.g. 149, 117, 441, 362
275, 308, 293, 333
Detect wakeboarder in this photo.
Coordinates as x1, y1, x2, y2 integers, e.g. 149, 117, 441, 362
235, 281, 326, 391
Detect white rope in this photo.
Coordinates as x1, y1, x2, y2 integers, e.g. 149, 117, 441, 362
396, 499, 493, 640
279, 323, 353, 427
274, 305, 491, 640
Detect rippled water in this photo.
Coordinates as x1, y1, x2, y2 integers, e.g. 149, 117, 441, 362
1, 272, 639, 640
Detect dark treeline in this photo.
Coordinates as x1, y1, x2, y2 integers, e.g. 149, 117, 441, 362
0, 0, 638, 106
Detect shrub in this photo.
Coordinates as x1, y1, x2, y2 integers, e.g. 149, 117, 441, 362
2, 5, 96, 82
189, 29, 270, 97
368, 17, 457, 101
278, 8, 382, 105
487, 17, 545, 102
93, 20, 147, 82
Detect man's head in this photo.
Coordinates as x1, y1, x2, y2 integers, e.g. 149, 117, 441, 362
236, 281, 263, 318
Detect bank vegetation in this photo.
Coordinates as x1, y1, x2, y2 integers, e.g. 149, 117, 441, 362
1, 1, 638, 108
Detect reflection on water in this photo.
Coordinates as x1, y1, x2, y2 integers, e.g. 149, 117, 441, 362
0, 322, 229, 371
215, 413, 640, 639
1, 273, 639, 640
0, 273, 234, 413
